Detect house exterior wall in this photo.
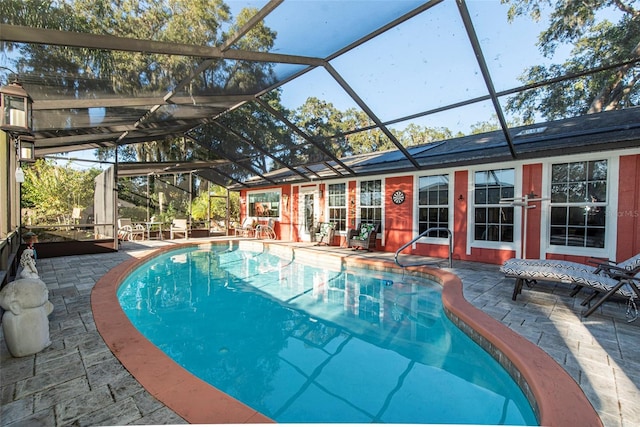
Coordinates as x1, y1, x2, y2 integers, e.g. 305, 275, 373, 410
238, 148, 640, 265
383, 175, 412, 252
617, 154, 640, 260
522, 163, 543, 263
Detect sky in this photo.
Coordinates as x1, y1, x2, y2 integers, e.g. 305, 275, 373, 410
226, 0, 576, 133
56, 0, 621, 166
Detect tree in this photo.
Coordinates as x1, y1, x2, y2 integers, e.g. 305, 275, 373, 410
469, 115, 527, 134
340, 109, 395, 154
292, 97, 351, 160
503, 0, 640, 121
5, 1, 279, 168
191, 185, 239, 225
393, 123, 457, 146
21, 160, 102, 225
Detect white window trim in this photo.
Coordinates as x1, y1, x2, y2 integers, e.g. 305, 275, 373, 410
412, 172, 453, 248
540, 154, 618, 260
246, 188, 283, 220
324, 180, 349, 235
467, 164, 522, 256
355, 178, 385, 246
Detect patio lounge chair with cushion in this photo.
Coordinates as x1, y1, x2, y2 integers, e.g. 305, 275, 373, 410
315, 222, 335, 246
347, 222, 380, 251
501, 256, 640, 319
170, 219, 188, 239
502, 253, 640, 300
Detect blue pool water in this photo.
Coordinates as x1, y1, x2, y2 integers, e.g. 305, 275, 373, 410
117, 243, 537, 425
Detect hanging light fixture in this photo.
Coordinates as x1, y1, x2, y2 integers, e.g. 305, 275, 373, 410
16, 134, 35, 162
0, 79, 33, 133
1, 73, 35, 187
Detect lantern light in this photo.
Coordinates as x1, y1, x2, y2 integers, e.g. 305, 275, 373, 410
0, 79, 33, 133
16, 135, 35, 163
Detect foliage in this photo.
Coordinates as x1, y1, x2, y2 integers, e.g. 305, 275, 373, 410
190, 185, 239, 224
21, 159, 102, 225
502, 0, 640, 120
6, 0, 636, 193
118, 206, 147, 222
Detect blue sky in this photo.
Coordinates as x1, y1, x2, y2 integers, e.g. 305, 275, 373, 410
236, 0, 575, 133
64, 0, 621, 165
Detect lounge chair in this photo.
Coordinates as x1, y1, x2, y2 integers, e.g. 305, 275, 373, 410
347, 222, 380, 251
170, 219, 188, 239
502, 253, 640, 298
503, 253, 640, 277
501, 255, 640, 319
315, 222, 335, 246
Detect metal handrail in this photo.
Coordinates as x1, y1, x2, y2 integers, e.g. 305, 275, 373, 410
394, 227, 452, 268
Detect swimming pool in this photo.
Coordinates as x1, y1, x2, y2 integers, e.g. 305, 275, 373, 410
117, 242, 537, 425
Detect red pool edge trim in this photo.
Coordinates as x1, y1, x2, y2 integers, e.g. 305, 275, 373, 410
91, 243, 603, 426
439, 269, 604, 427
91, 247, 275, 424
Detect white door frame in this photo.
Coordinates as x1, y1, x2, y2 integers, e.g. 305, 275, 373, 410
298, 185, 319, 242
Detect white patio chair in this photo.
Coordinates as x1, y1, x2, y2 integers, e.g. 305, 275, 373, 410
117, 218, 145, 241
170, 219, 188, 239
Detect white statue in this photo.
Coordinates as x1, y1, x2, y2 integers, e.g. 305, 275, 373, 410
19, 247, 39, 279
0, 278, 53, 357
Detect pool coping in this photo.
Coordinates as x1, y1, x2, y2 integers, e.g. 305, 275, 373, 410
91, 241, 603, 426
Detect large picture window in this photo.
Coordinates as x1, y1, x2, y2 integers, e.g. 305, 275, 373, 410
418, 175, 449, 238
328, 183, 347, 232
248, 191, 280, 218
550, 160, 607, 248
359, 180, 382, 227
474, 169, 514, 242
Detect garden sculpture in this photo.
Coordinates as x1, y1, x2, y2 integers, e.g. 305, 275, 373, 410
0, 278, 54, 357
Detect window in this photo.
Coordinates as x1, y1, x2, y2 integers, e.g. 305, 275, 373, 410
248, 191, 280, 218
474, 169, 514, 242
328, 183, 347, 232
418, 175, 449, 238
550, 160, 607, 248
359, 180, 382, 226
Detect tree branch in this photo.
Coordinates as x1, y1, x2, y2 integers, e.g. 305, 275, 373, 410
611, 0, 638, 18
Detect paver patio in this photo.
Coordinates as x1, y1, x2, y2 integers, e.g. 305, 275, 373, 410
1, 238, 638, 426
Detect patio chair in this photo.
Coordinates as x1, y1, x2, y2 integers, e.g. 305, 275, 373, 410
117, 218, 145, 241
501, 256, 640, 319
347, 222, 380, 251
315, 222, 335, 246
234, 217, 256, 237
255, 218, 277, 239
170, 218, 188, 239
502, 253, 640, 300
567, 269, 639, 319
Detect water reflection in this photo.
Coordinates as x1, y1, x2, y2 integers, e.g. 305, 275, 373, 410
118, 244, 536, 425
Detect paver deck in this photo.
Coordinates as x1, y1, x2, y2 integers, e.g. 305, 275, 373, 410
2, 237, 639, 426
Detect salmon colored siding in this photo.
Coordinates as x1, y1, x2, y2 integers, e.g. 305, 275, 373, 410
453, 170, 468, 260
523, 164, 543, 260
384, 176, 413, 251
238, 151, 639, 266
617, 154, 640, 261
279, 185, 292, 241
348, 181, 357, 230
291, 186, 300, 241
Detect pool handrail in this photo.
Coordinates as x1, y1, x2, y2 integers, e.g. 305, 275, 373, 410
395, 227, 452, 268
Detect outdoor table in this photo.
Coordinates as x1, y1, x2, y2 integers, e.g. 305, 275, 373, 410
145, 222, 164, 240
